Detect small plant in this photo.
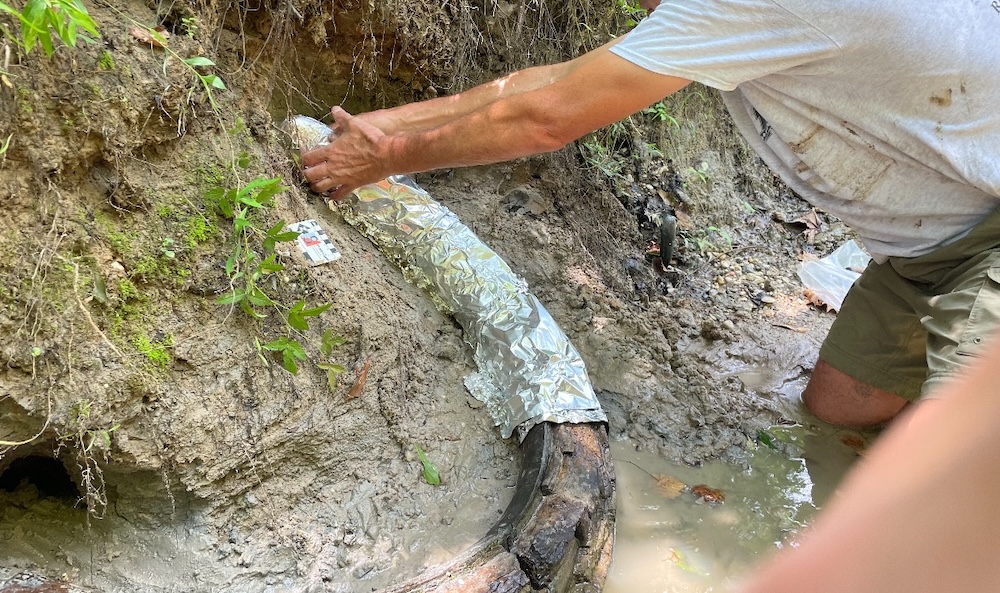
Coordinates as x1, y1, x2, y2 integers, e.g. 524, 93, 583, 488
0, 0, 99, 56
211, 176, 337, 376
691, 225, 733, 254
646, 101, 680, 129
316, 328, 347, 391
132, 332, 173, 368
180, 15, 198, 37
181, 56, 225, 109
0, 133, 11, 163
125, 22, 225, 111
616, 0, 647, 27
97, 48, 114, 70
582, 140, 626, 180
687, 161, 712, 184
160, 237, 176, 259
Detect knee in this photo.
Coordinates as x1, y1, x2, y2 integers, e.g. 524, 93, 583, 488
803, 360, 909, 428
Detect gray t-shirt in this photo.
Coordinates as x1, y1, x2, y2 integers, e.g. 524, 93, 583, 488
611, 0, 1000, 261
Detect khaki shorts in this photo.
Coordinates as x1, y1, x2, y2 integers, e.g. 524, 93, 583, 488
820, 207, 1000, 401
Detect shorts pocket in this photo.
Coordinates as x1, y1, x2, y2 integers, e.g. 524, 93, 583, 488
957, 266, 1000, 357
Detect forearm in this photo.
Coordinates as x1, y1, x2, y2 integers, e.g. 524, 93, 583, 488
364, 38, 623, 135
380, 91, 568, 174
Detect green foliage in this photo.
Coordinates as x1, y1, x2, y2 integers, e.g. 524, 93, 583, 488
0, 0, 100, 56
97, 49, 114, 70
182, 55, 226, 110
211, 176, 341, 378
182, 214, 215, 247
316, 329, 347, 391
132, 332, 173, 368
260, 336, 306, 374
582, 140, 626, 180
0, 133, 11, 163
615, 0, 647, 27
687, 161, 712, 184
646, 101, 680, 129
414, 444, 441, 486
691, 225, 733, 254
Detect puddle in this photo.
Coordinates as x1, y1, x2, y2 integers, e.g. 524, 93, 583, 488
606, 422, 870, 593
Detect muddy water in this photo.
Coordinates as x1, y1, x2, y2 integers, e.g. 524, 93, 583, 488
605, 421, 868, 593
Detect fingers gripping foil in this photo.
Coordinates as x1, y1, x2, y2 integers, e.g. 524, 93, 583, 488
286, 115, 606, 438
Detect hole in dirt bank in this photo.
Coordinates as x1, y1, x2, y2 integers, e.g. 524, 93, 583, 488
0, 455, 80, 500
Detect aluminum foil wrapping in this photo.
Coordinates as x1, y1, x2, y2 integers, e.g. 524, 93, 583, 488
284, 115, 606, 438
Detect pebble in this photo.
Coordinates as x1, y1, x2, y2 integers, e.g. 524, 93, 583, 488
760, 295, 776, 304
722, 320, 735, 331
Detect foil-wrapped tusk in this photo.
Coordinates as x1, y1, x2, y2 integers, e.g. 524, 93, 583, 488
284, 115, 606, 439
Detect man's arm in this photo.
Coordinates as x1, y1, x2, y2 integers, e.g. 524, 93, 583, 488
357, 37, 627, 135
302, 44, 690, 200
740, 340, 1000, 593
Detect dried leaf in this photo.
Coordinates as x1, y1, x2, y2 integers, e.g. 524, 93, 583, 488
839, 433, 867, 456
674, 208, 694, 231
346, 359, 370, 400
691, 484, 725, 504
653, 474, 686, 499
772, 323, 808, 333
792, 208, 822, 244
803, 288, 835, 312
130, 25, 169, 48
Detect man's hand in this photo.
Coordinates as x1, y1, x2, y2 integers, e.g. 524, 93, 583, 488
302, 107, 390, 202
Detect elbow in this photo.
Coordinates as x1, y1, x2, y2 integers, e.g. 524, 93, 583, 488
529, 118, 579, 154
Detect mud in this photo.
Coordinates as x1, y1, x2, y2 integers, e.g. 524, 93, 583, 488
1, 0, 852, 591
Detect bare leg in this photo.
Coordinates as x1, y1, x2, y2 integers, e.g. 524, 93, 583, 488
803, 360, 909, 428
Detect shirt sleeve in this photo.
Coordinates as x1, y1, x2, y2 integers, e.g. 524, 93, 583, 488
610, 0, 840, 91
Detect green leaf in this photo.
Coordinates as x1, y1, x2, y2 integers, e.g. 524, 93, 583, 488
204, 74, 226, 90
317, 362, 346, 392
320, 329, 347, 357
756, 429, 779, 451
239, 299, 266, 319
262, 337, 290, 351
239, 176, 281, 196
224, 250, 238, 276
216, 289, 245, 305
233, 217, 250, 233
183, 56, 215, 67
246, 287, 275, 307
414, 444, 441, 486
280, 349, 298, 374
302, 303, 332, 317
237, 195, 264, 208
258, 254, 284, 273
92, 273, 109, 305
287, 310, 308, 332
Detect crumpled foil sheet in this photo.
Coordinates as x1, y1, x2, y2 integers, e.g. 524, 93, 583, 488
284, 115, 606, 439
